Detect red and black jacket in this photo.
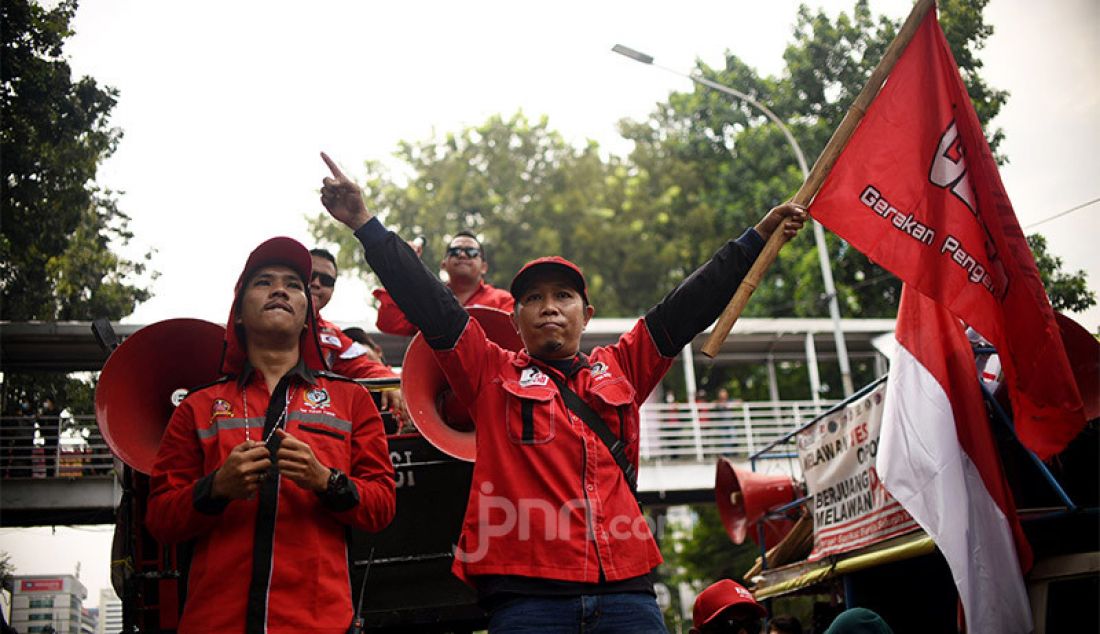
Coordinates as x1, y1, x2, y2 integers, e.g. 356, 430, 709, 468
146, 263, 395, 634
354, 218, 763, 593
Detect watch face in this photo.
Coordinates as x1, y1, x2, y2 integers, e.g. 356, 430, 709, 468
328, 469, 345, 491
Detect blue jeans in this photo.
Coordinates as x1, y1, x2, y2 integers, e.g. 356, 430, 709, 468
487, 592, 667, 633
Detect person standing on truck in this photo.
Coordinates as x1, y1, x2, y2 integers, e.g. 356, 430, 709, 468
146, 236, 396, 634
373, 230, 513, 336
319, 152, 806, 633
310, 246, 407, 424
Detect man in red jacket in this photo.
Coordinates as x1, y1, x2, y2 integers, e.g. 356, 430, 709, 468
373, 230, 513, 336
310, 247, 406, 423
147, 236, 396, 634
321, 152, 805, 632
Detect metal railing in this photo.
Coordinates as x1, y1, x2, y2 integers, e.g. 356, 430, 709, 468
639, 399, 838, 463
0, 399, 838, 479
0, 414, 114, 479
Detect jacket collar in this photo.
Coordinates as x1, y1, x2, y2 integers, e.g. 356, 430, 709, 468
235, 357, 318, 389
512, 348, 589, 379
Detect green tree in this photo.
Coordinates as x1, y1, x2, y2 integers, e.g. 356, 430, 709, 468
664, 505, 760, 586
1, 0, 153, 418
309, 0, 1075, 361
620, 0, 1008, 327
1028, 234, 1096, 314
310, 112, 682, 316
1, 0, 152, 321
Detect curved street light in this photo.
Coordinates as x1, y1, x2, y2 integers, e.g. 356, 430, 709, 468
613, 44, 854, 396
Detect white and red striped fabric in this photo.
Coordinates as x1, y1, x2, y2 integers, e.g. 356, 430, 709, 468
880, 285, 1032, 633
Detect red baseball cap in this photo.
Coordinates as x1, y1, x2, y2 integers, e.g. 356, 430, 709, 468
692, 579, 766, 628
235, 236, 313, 290
510, 256, 588, 303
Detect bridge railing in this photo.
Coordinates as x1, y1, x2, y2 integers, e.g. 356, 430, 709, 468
0, 414, 114, 479
639, 400, 838, 463
1, 398, 838, 479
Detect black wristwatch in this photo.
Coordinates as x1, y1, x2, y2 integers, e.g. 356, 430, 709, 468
326, 468, 348, 496
316, 467, 358, 511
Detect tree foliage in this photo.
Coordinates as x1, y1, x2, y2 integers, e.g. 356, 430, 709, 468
1027, 234, 1096, 314
1, 0, 153, 418
1, 0, 153, 321
312, 2, 1024, 327
663, 505, 760, 586
311, 0, 1090, 365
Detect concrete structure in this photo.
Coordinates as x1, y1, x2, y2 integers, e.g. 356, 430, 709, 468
95, 587, 122, 634
80, 607, 97, 634
9, 574, 87, 634
1, 318, 893, 522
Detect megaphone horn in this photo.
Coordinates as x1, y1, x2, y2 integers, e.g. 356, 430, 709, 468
715, 457, 798, 550
94, 319, 226, 474
402, 306, 523, 461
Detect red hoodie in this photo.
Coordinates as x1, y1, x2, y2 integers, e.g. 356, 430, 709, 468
146, 237, 395, 634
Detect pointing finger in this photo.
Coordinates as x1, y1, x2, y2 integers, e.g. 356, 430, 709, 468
320, 152, 348, 181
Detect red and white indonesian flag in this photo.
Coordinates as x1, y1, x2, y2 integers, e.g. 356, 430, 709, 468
805, 8, 1083, 633
884, 286, 1032, 633
810, 9, 1085, 461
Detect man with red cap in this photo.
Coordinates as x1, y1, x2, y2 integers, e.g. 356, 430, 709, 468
320, 152, 806, 632
146, 236, 396, 634
690, 579, 767, 634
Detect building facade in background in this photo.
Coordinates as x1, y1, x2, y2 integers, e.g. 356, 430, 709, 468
9, 574, 87, 634
96, 587, 122, 634
80, 607, 97, 634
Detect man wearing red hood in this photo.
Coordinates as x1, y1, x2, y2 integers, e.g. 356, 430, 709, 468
146, 236, 396, 634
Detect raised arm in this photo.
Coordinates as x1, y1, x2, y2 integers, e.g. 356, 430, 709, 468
643, 202, 807, 357
319, 152, 468, 349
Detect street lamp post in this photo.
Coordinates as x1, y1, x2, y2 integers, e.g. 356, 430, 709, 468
613, 44, 854, 396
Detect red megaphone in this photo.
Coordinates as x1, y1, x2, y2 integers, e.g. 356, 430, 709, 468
401, 306, 523, 461
715, 457, 798, 550
95, 319, 225, 474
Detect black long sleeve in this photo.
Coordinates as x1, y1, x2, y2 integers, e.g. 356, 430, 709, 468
644, 228, 765, 357
354, 218, 469, 350
357, 218, 763, 356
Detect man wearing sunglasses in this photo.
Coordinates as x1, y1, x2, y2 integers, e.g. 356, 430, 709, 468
373, 231, 513, 336
310, 248, 407, 425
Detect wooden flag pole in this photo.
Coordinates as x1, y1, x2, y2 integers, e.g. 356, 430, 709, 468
701, 0, 936, 358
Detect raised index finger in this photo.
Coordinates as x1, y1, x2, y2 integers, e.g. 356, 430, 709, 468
320, 151, 348, 181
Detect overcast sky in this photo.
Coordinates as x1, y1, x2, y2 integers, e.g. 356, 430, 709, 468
3, 0, 1097, 610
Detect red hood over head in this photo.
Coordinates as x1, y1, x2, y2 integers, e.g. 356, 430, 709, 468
220, 236, 327, 375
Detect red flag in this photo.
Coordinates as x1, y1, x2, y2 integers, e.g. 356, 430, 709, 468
881, 284, 1032, 632
810, 10, 1085, 459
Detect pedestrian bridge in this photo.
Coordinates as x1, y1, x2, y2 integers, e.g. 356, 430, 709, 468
0, 399, 834, 526
0, 317, 891, 526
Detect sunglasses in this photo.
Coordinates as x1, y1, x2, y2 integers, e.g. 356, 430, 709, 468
311, 272, 336, 288
446, 246, 482, 259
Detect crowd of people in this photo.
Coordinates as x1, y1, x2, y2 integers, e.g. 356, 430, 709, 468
15, 151, 904, 633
